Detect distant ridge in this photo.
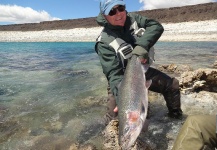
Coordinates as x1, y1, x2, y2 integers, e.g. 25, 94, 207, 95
0, 2, 216, 31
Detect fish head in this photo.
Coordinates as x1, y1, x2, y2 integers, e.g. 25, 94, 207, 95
119, 110, 144, 149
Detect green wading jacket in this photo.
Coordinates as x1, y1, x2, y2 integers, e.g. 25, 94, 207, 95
95, 12, 164, 102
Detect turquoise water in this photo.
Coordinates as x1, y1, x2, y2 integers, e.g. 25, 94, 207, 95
0, 42, 216, 149
155, 41, 217, 69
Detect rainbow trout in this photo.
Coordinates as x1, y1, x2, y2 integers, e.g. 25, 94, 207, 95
118, 55, 151, 149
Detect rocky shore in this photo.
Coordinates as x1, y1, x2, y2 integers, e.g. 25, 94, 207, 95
97, 66, 217, 150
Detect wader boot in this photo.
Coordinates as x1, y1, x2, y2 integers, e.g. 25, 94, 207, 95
102, 86, 118, 126
146, 67, 182, 119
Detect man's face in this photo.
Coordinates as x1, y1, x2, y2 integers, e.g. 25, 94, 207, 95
104, 5, 126, 26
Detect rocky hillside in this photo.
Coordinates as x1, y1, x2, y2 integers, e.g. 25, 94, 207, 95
0, 2, 216, 31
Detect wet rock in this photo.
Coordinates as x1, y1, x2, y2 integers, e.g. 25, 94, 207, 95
42, 121, 63, 133
0, 119, 21, 143
69, 143, 78, 150
28, 128, 48, 136
102, 120, 119, 149
212, 60, 217, 68
0, 105, 8, 119
69, 143, 97, 150
180, 68, 217, 93
0, 88, 6, 95
78, 143, 97, 150
76, 122, 105, 144
0, 87, 17, 97
181, 91, 217, 115
157, 64, 193, 75
23, 135, 73, 150
56, 69, 89, 77
102, 120, 153, 150
78, 96, 106, 108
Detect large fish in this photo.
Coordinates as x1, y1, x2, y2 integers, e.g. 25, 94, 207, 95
118, 55, 151, 149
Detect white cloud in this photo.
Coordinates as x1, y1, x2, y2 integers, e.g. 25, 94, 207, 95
0, 4, 61, 24
139, 0, 216, 10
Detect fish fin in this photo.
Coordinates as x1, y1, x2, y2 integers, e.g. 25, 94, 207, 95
145, 80, 152, 89
117, 80, 122, 89
141, 64, 150, 73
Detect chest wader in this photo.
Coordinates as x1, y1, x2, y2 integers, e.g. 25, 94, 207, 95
145, 68, 182, 118
172, 115, 217, 150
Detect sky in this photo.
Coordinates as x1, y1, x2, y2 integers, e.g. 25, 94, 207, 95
0, 0, 216, 25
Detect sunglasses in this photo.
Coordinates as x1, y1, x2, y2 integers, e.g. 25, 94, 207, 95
109, 5, 126, 16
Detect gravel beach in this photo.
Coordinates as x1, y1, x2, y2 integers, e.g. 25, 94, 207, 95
0, 20, 217, 42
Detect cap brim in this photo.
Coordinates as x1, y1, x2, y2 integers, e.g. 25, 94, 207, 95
104, 1, 125, 15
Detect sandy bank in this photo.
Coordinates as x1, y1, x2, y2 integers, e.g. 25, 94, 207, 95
0, 20, 217, 42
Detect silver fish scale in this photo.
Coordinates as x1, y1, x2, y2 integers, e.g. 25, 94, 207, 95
118, 55, 148, 149
119, 55, 146, 113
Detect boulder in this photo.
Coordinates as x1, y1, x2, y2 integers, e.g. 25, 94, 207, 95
102, 120, 152, 150
180, 68, 217, 93
212, 60, 217, 69
157, 64, 193, 75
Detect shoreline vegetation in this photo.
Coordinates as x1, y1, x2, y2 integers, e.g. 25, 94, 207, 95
0, 20, 217, 42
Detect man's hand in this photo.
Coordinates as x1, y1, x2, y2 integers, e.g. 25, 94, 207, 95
132, 45, 149, 64
114, 106, 118, 112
